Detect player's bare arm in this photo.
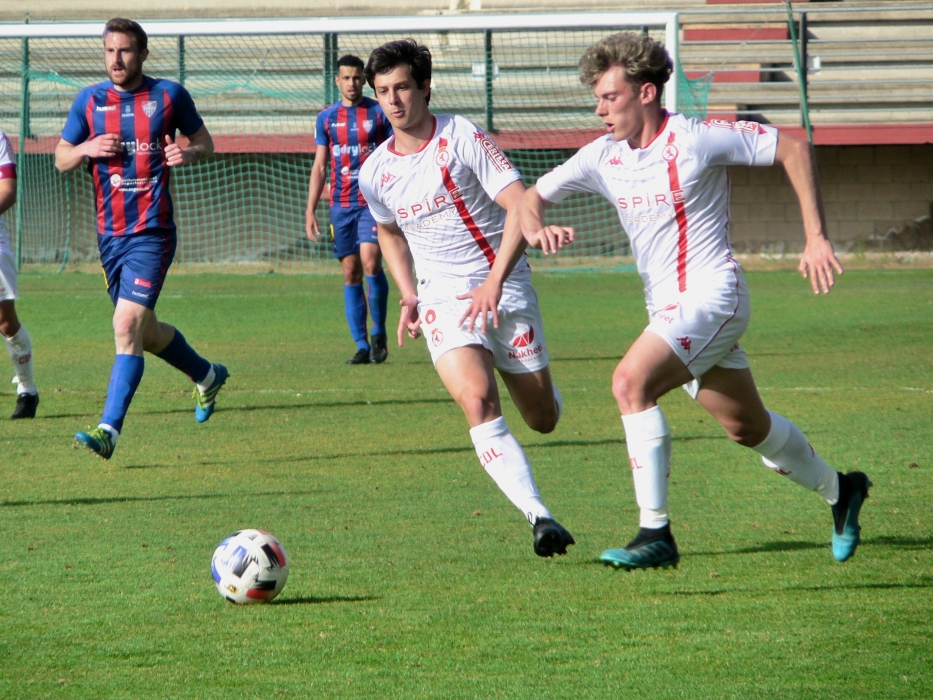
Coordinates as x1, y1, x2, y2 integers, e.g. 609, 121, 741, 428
164, 125, 213, 168
54, 134, 123, 173
376, 221, 420, 346
0, 176, 15, 216
519, 184, 576, 256
775, 130, 843, 294
305, 144, 329, 241
457, 180, 529, 333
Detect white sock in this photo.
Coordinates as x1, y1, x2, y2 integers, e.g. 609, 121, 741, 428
98, 423, 120, 443
4, 325, 36, 395
470, 416, 553, 525
622, 406, 672, 529
752, 411, 839, 503
196, 365, 216, 393
553, 385, 563, 422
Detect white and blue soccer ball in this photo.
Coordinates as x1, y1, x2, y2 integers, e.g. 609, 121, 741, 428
211, 529, 290, 604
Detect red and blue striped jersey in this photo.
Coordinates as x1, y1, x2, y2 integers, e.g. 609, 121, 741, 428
61, 76, 204, 236
315, 97, 391, 208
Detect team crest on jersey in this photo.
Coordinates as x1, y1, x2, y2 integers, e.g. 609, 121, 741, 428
362, 119, 373, 131
662, 144, 679, 162
431, 328, 444, 346
435, 149, 450, 167
142, 100, 158, 118
473, 131, 512, 173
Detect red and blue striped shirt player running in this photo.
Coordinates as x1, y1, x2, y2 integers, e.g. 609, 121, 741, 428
306, 54, 393, 365
55, 17, 229, 460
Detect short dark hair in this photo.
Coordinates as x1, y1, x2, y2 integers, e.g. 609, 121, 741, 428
364, 39, 432, 104
337, 54, 364, 72
103, 17, 148, 53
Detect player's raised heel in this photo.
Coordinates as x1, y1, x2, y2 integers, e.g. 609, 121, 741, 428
370, 334, 388, 364
601, 524, 680, 570
11, 392, 39, 419
75, 426, 115, 460
194, 363, 229, 423
532, 517, 575, 557
831, 471, 872, 562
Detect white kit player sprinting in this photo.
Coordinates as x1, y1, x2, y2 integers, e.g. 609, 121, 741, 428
0, 130, 39, 419
521, 33, 870, 569
358, 38, 574, 558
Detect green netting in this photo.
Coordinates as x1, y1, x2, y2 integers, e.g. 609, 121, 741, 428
0, 25, 697, 274
677, 67, 712, 120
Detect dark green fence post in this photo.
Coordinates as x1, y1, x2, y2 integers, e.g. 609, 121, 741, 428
484, 29, 495, 133
324, 33, 338, 106
16, 34, 29, 272
178, 35, 186, 86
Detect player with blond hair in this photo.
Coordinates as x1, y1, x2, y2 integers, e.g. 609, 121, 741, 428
521, 32, 870, 569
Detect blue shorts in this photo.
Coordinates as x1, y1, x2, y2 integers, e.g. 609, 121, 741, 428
330, 205, 378, 260
98, 229, 176, 309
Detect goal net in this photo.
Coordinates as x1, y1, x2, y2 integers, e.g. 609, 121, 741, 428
0, 13, 699, 273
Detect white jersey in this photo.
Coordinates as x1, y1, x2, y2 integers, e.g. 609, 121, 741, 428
359, 113, 526, 282
0, 131, 15, 247
536, 112, 778, 309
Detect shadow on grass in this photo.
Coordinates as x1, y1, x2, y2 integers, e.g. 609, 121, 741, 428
0, 489, 320, 508
35, 396, 457, 421
666, 581, 933, 597
692, 536, 933, 558
273, 595, 378, 606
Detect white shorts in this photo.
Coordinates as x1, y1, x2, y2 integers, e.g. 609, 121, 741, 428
417, 273, 550, 374
0, 238, 17, 301
645, 269, 750, 399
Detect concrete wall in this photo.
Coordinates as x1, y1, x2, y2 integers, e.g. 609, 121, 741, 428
728, 144, 933, 253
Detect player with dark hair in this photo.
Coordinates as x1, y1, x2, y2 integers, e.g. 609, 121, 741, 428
55, 17, 228, 459
307, 53, 393, 364
359, 39, 574, 557
521, 32, 870, 569
0, 130, 39, 419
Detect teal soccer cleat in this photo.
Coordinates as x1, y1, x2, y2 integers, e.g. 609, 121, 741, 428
601, 524, 680, 570
194, 364, 229, 423
75, 427, 115, 460
831, 471, 872, 562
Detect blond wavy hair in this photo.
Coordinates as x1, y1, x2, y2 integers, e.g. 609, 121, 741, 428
579, 33, 673, 99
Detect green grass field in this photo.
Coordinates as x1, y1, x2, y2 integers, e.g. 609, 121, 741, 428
1, 269, 930, 699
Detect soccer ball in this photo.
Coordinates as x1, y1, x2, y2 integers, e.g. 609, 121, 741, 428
211, 529, 290, 604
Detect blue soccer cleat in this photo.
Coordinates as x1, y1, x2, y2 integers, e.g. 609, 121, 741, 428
75, 427, 115, 460
194, 364, 229, 423
601, 524, 680, 570
831, 471, 872, 562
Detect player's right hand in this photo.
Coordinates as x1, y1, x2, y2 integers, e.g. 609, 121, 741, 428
397, 295, 422, 346
305, 210, 320, 241
528, 225, 575, 255
85, 133, 122, 159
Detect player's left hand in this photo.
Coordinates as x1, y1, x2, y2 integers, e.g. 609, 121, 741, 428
164, 134, 186, 167
456, 280, 501, 333
799, 236, 844, 294
397, 295, 422, 346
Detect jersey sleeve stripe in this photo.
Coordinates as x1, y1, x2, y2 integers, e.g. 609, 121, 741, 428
440, 164, 496, 268
665, 132, 689, 293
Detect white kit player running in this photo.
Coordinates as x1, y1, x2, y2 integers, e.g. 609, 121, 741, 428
359, 38, 574, 558
521, 33, 870, 570
0, 130, 39, 419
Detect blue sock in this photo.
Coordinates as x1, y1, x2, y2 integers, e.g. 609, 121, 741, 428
344, 283, 369, 350
366, 271, 389, 338
101, 353, 145, 434
154, 329, 211, 383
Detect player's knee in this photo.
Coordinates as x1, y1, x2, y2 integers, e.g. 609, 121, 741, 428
459, 394, 497, 426
612, 368, 646, 414
724, 419, 768, 448
527, 410, 558, 435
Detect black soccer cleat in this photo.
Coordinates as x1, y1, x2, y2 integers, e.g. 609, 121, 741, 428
601, 524, 680, 570
831, 470, 872, 562
346, 347, 371, 365
11, 392, 38, 419
532, 517, 575, 557
370, 334, 388, 364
